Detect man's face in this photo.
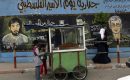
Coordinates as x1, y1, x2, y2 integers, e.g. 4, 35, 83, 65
76, 19, 84, 25
111, 20, 121, 34
9, 22, 20, 35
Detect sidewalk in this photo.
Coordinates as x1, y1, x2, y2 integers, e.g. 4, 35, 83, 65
0, 63, 34, 74
87, 58, 128, 69
0, 58, 129, 74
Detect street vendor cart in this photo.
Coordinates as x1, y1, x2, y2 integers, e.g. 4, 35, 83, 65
25, 24, 87, 80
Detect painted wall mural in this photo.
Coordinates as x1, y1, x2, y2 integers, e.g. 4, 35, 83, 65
0, 0, 130, 51
0, 14, 130, 52
0, 15, 78, 52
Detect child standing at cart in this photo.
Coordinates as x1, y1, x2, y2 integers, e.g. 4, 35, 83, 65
33, 40, 43, 80
39, 41, 47, 77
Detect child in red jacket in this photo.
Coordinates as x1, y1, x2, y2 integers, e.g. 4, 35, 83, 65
39, 42, 47, 77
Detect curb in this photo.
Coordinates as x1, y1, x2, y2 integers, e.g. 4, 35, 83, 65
0, 69, 24, 74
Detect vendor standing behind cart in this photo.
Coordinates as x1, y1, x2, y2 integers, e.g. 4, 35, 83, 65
52, 29, 62, 48
33, 40, 42, 80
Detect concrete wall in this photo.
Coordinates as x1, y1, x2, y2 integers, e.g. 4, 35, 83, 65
87, 47, 130, 60
0, 52, 33, 63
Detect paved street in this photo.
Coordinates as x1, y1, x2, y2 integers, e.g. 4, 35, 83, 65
0, 58, 130, 80
0, 68, 130, 80
87, 68, 130, 80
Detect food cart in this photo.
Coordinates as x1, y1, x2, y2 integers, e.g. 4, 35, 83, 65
25, 24, 87, 80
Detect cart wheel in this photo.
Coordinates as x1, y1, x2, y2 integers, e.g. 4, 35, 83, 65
53, 67, 68, 80
72, 65, 87, 80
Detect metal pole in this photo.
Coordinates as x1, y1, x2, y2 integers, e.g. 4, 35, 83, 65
48, 28, 52, 67
59, 52, 62, 67
77, 51, 80, 66
117, 39, 120, 63
13, 43, 17, 68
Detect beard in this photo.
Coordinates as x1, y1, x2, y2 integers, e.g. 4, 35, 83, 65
11, 31, 19, 36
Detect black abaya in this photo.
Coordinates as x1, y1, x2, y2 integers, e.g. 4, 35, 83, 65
92, 34, 111, 64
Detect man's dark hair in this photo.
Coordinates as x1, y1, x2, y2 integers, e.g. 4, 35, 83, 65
33, 40, 39, 46
76, 15, 86, 22
38, 39, 46, 49
8, 17, 22, 33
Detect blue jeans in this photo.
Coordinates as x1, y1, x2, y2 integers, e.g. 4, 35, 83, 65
35, 66, 40, 80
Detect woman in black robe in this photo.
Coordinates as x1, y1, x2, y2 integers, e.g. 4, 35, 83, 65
92, 28, 111, 64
